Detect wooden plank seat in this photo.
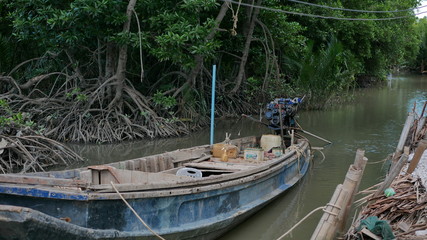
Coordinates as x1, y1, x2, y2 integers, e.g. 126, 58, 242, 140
84, 165, 194, 185
0, 174, 88, 188
184, 161, 258, 172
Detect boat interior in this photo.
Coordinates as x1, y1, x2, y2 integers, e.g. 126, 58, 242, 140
0, 135, 306, 192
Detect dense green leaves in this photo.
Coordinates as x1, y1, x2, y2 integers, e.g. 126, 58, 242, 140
7, 0, 127, 48
413, 18, 427, 71
1, 0, 424, 120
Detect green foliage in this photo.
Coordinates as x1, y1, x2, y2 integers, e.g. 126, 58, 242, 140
0, 99, 12, 115
140, 111, 149, 117
284, 36, 358, 108
147, 15, 220, 68
412, 18, 427, 71
7, 0, 127, 49
287, 0, 420, 79
243, 77, 263, 100
65, 88, 88, 102
180, 0, 217, 11
65, 88, 80, 99
2, 0, 424, 129
76, 94, 88, 102
153, 91, 176, 110
0, 34, 13, 73
0, 99, 34, 128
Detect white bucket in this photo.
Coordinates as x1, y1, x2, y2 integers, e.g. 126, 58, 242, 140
260, 134, 281, 152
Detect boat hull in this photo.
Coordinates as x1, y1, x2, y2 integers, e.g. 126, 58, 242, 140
0, 141, 311, 240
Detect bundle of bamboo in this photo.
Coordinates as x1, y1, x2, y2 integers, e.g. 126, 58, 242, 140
347, 174, 427, 239
344, 108, 427, 239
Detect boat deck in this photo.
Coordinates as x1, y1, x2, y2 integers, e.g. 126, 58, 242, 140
0, 135, 312, 240
0, 136, 309, 197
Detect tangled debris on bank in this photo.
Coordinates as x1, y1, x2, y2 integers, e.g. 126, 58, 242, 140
346, 174, 427, 240
346, 106, 427, 240
0, 134, 84, 174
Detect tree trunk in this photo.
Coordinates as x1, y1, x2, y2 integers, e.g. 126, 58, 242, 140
174, 2, 229, 98
231, 0, 262, 94
104, 42, 116, 100
105, 42, 116, 79
65, 50, 86, 87
109, 0, 137, 109
243, 0, 255, 37
97, 38, 104, 79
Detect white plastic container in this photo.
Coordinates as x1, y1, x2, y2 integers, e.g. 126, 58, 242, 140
272, 147, 283, 157
244, 148, 264, 161
260, 134, 281, 152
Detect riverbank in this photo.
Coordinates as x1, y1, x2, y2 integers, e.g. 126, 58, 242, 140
345, 107, 427, 239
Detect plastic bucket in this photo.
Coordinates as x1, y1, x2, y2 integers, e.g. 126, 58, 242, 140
260, 134, 281, 152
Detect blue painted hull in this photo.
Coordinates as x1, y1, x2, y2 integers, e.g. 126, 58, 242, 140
0, 140, 311, 240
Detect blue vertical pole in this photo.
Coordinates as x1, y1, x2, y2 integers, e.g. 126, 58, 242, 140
210, 65, 217, 145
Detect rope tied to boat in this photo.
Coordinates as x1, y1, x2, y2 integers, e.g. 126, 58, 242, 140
286, 144, 303, 158
311, 146, 326, 164
110, 181, 166, 240
275, 204, 338, 240
286, 144, 307, 174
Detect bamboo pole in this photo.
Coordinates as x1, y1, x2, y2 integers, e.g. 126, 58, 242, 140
339, 149, 368, 232
407, 139, 427, 174
311, 150, 368, 240
392, 112, 415, 167
373, 152, 409, 198
300, 129, 332, 144
311, 184, 346, 240
416, 117, 426, 139
397, 112, 415, 152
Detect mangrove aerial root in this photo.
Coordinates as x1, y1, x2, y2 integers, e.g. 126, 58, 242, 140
1, 72, 193, 143
0, 134, 85, 174
1, 52, 258, 143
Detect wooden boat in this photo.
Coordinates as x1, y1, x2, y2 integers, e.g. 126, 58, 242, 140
0, 135, 311, 240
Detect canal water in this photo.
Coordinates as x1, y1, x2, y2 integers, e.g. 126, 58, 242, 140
70, 73, 427, 240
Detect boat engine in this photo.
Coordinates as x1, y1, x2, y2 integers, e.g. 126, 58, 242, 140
265, 98, 302, 132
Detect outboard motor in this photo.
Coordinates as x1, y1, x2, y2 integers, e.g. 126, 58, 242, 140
265, 98, 302, 133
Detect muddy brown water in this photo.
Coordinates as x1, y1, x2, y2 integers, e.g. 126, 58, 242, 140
69, 73, 427, 239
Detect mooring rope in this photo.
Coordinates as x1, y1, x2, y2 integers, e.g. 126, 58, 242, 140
286, 144, 306, 159
110, 181, 166, 240
276, 206, 326, 240
276, 202, 342, 240
312, 147, 326, 164
367, 158, 387, 165
286, 144, 304, 173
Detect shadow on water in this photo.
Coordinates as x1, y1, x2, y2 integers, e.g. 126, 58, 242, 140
68, 73, 427, 239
